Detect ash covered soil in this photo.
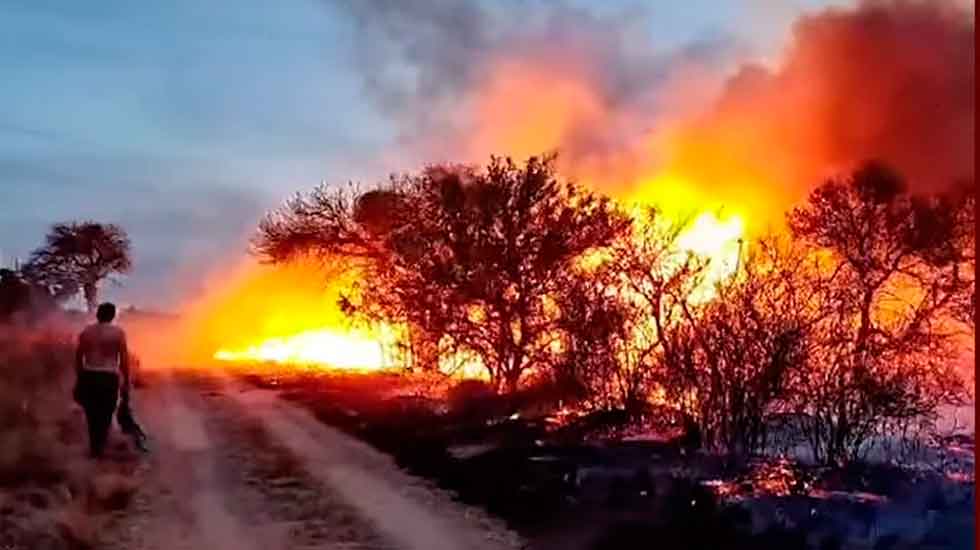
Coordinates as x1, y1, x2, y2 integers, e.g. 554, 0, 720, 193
245, 370, 976, 550
98, 369, 520, 550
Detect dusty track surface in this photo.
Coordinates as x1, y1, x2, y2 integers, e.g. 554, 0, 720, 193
100, 370, 522, 550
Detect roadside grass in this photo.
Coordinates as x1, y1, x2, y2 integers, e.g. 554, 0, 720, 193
0, 327, 140, 550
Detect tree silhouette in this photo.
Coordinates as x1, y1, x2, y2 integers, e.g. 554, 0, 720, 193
665, 235, 818, 461
0, 268, 58, 323
550, 255, 635, 411
787, 161, 972, 464
255, 155, 630, 391
0, 269, 32, 322
23, 222, 132, 313
609, 208, 710, 414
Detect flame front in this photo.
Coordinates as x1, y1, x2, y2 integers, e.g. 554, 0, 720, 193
178, 1, 972, 425
178, 259, 396, 372
214, 327, 390, 371
201, 48, 755, 375
207, 207, 745, 374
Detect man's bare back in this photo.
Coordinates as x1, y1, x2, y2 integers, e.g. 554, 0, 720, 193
78, 322, 128, 373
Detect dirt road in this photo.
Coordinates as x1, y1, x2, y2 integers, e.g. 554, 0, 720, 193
100, 370, 522, 550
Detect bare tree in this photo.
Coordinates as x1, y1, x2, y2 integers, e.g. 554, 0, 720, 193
23, 222, 132, 313
787, 161, 972, 464
551, 254, 635, 411
602, 208, 712, 419
254, 155, 630, 392
669, 236, 821, 461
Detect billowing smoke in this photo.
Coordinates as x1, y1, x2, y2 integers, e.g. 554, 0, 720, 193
655, 0, 975, 221
334, 0, 974, 230
336, 0, 743, 171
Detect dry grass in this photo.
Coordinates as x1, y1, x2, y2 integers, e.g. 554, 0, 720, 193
0, 324, 139, 549
0, 328, 77, 483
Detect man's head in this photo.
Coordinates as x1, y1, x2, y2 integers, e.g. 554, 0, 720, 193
96, 302, 116, 323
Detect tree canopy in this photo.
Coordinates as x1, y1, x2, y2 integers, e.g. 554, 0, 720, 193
23, 222, 132, 313
787, 161, 973, 464
256, 155, 630, 391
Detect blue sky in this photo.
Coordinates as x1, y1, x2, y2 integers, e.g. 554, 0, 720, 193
0, 0, 850, 308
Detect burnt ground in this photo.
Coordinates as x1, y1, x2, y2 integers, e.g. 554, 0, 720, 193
246, 370, 977, 550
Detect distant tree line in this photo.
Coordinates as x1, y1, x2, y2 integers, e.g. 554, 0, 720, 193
256, 155, 974, 466
0, 222, 131, 323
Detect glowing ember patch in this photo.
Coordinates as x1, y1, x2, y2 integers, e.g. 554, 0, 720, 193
214, 328, 388, 371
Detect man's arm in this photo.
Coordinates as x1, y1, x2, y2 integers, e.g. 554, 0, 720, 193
75, 332, 86, 375
73, 332, 86, 404
119, 331, 131, 397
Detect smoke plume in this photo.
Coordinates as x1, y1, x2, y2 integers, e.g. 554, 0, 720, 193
335, 0, 974, 229
336, 1, 742, 168
656, 0, 975, 219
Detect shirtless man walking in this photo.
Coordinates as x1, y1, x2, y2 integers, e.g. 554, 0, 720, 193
74, 302, 134, 458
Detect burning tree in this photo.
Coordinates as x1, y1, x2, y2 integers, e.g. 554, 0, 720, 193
603, 208, 816, 460
22, 222, 132, 313
665, 235, 826, 461
254, 155, 630, 392
787, 161, 973, 465
601, 208, 712, 414
579, 162, 973, 465
550, 251, 635, 410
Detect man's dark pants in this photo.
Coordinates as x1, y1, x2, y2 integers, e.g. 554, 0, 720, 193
75, 370, 119, 457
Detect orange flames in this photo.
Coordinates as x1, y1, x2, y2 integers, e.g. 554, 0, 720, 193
203, 207, 745, 374
200, 63, 755, 374
212, 328, 390, 371
674, 211, 745, 291
205, 1, 978, 374
200, 54, 761, 374
178, 259, 399, 373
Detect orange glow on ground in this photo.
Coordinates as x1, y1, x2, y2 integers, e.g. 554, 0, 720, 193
176, 259, 399, 372
198, 260, 487, 378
